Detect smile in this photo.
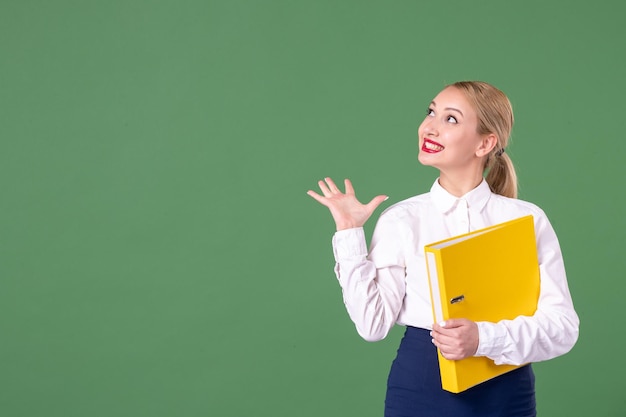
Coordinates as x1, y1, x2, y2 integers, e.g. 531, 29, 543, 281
422, 139, 444, 153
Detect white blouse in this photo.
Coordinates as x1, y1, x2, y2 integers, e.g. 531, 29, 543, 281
332, 179, 579, 366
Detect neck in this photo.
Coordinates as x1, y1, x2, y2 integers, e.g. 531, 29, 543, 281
438, 170, 484, 197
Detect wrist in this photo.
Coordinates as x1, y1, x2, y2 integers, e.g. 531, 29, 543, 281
336, 222, 360, 231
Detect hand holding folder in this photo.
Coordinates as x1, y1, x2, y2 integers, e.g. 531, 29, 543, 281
431, 318, 479, 362
424, 215, 540, 393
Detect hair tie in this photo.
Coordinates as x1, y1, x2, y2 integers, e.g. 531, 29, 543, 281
495, 148, 506, 157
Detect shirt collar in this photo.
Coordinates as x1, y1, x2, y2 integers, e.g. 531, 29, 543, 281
430, 178, 492, 214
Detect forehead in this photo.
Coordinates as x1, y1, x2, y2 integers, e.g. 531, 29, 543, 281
431, 87, 475, 114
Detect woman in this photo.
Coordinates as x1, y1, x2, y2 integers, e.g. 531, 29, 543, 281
307, 81, 579, 417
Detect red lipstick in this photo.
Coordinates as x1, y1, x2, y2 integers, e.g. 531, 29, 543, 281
421, 139, 444, 153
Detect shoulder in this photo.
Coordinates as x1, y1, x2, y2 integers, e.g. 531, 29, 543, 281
490, 193, 547, 216
488, 193, 554, 232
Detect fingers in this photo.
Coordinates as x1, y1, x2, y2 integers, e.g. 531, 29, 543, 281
315, 177, 342, 197
317, 179, 332, 197
431, 319, 479, 360
306, 177, 344, 206
344, 179, 355, 195
431, 331, 464, 360
441, 319, 463, 328
433, 319, 467, 332
366, 194, 389, 212
308, 177, 390, 212
306, 190, 328, 206
324, 177, 341, 193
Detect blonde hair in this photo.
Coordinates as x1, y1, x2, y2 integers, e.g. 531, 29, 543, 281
448, 81, 518, 198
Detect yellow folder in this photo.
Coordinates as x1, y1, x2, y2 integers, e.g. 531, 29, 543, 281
424, 215, 540, 393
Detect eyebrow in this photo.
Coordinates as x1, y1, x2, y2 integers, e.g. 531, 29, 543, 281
430, 101, 464, 116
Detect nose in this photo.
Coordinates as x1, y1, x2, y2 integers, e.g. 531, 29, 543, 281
420, 117, 438, 137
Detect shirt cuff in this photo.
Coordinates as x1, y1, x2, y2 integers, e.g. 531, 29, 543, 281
332, 227, 367, 262
475, 321, 506, 359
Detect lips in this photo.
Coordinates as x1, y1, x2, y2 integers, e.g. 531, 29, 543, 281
422, 138, 444, 153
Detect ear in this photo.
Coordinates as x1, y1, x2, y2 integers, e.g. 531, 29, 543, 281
475, 133, 498, 158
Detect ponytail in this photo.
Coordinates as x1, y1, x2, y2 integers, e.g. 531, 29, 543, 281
485, 150, 517, 198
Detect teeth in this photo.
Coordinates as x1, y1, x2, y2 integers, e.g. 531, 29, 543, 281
424, 141, 444, 151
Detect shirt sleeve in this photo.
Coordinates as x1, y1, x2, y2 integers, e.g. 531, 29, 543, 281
332, 210, 407, 342
475, 210, 580, 365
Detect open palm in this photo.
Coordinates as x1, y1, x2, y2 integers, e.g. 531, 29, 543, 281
307, 177, 388, 231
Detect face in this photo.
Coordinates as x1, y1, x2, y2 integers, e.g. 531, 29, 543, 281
418, 86, 493, 172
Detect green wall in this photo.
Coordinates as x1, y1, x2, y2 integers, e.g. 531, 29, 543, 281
2, 1, 624, 416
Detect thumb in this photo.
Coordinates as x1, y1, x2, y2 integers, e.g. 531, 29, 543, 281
365, 195, 389, 212
441, 318, 467, 329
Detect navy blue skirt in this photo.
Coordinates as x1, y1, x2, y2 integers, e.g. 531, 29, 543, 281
385, 326, 536, 417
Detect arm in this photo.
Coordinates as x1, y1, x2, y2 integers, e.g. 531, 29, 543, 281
332, 216, 407, 341
308, 178, 405, 341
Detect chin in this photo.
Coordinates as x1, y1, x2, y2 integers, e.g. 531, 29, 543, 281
418, 152, 435, 167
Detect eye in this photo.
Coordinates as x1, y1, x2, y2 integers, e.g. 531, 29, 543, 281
427, 108, 435, 116
447, 115, 458, 124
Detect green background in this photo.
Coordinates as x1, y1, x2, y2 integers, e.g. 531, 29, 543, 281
1, 1, 624, 416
